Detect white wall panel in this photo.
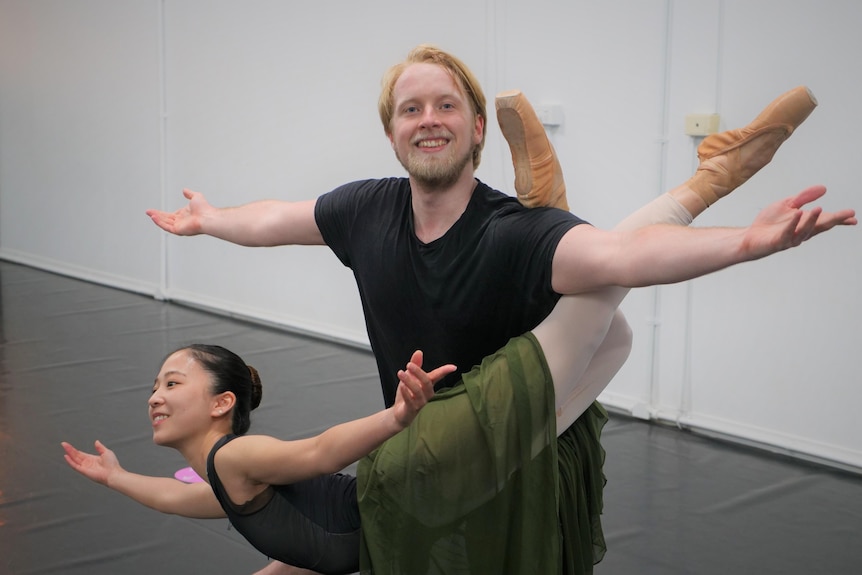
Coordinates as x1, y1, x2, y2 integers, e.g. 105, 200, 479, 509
0, 0, 162, 291
651, 0, 862, 468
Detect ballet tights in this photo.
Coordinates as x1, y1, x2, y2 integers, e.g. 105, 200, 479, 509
531, 193, 693, 433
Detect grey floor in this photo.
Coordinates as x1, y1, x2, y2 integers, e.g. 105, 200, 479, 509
1, 260, 860, 575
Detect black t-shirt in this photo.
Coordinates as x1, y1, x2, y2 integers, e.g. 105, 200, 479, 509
316, 178, 586, 407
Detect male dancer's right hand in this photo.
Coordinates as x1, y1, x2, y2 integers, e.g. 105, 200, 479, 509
146, 188, 212, 236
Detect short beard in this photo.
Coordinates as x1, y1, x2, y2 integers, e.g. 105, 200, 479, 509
397, 146, 474, 191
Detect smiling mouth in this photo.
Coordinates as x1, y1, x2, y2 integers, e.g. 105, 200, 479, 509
152, 414, 168, 424
416, 138, 448, 148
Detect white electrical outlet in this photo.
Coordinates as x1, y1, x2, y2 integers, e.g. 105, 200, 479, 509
534, 104, 563, 127
684, 113, 720, 136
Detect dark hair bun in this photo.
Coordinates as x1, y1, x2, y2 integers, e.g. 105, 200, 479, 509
247, 365, 263, 410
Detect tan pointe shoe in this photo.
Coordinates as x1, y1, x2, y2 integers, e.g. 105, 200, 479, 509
496, 90, 569, 210
687, 85, 818, 207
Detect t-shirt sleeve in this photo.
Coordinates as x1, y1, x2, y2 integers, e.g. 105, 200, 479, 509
315, 178, 408, 270
314, 180, 369, 268
493, 207, 589, 295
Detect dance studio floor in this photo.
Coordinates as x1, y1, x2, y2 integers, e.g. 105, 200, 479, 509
1, 259, 861, 575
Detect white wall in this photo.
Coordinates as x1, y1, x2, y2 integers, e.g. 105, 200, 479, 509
0, 0, 163, 291
1, 0, 860, 470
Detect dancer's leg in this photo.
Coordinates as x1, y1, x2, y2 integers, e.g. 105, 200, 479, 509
495, 90, 690, 431
553, 308, 632, 432
532, 194, 693, 433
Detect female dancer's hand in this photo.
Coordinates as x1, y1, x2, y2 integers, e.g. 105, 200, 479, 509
392, 350, 456, 427
61, 440, 123, 486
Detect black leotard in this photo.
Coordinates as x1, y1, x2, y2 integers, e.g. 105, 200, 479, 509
206, 434, 360, 575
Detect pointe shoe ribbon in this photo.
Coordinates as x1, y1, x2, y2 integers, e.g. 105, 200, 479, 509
689, 85, 818, 206
496, 89, 569, 210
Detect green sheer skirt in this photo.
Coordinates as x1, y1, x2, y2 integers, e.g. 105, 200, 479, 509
358, 333, 607, 574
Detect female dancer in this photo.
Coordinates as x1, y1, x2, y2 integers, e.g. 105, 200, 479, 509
62, 345, 450, 574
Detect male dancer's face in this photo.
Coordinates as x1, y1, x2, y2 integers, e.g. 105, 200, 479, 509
387, 62, 483, 190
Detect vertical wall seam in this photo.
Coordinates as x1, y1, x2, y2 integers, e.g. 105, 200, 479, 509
716, 0, 725, 110
645, 0, 676, 417
492, 0, 508, 192
677, 0, 725, 425
157, 0, 168, 300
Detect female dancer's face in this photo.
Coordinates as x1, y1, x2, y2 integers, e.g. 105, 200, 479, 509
148, 350, 218, 448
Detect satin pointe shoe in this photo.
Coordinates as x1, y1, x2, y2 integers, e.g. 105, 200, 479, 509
687, 85, 818, 207
496, 89, 569, 211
